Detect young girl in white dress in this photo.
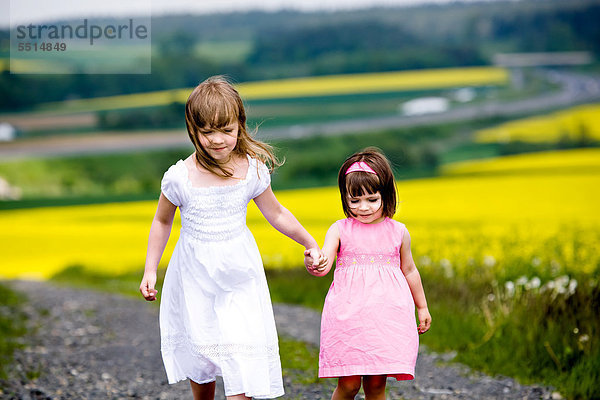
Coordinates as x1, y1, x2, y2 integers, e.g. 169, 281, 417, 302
139, 76, 324, 400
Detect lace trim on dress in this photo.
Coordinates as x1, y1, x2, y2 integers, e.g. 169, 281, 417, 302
336, 252, 401, 269
161, 335, 279, 360
179, 178, 250, 242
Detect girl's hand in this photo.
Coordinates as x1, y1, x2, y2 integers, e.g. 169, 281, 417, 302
140, 272, 159, 301
304, 248, 328, 274
417, 307, 431, 334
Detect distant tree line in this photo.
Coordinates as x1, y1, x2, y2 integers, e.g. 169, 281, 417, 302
1, 0, 599, 111
248, 20, 484, 77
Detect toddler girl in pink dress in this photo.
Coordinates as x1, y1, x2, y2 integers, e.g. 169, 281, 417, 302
305, 147, 432, 400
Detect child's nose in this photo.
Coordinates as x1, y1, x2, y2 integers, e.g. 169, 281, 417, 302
211, 133, 225, 143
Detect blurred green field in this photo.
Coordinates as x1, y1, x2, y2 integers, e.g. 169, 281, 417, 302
8, 44, 151, 74
30, 66, 507, 114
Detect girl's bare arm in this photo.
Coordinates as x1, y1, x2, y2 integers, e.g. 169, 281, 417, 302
139, 193, 177, 301
306, 222, 339, 277
400, 229, 432, 334
253, 186, 320, 252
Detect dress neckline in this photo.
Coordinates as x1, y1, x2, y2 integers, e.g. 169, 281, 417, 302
180, 155, 253, 191
348, 216, 390, 226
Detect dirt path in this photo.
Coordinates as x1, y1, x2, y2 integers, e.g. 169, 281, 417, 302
1, 281, 557, 399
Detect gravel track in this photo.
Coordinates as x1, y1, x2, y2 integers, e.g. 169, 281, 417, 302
1, 281, 558, 400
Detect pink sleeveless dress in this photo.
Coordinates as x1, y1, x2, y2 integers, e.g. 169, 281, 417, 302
319, 217, 418, 380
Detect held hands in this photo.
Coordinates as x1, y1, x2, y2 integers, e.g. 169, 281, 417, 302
139, 272, 159, 301
417, 307, 432, 334
304, 247, 328, 275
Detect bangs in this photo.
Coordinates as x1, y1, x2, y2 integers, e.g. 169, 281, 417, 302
346, 172, 380, 197
187, 87, 240, 130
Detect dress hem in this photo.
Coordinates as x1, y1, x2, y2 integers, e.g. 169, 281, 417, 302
319, 365, 415, 381
168, 374, 285, 399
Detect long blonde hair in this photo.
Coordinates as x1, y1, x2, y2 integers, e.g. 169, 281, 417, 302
185, 75, 282, 177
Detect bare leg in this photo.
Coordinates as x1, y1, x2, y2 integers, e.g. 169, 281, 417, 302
332, 376, 362, 400
190, 380, 216, 400
363, 375, 387, 400
226, 394, 251, 400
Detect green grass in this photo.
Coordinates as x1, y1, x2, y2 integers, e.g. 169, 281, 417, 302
49, 264, 156, 299
266, 268, 333, 310
0, 282, 28, 380
279, 336, 323, 385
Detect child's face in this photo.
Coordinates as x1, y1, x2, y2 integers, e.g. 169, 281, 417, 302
346, 190, 384, 224
198, 121, 239, 162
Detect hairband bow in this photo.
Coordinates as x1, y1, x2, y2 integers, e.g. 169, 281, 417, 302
345, 161, 377, 175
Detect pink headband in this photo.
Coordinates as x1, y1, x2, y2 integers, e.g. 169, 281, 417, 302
345, 161, 377, 175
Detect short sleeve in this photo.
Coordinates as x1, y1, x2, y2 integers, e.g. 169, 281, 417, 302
250, 158, 271, 199
400, 223, 409, 243
160, 163, 183, 207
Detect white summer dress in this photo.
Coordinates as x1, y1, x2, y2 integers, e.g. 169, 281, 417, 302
159, 156, 284, 398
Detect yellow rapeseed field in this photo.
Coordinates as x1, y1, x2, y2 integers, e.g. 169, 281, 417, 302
237, 67, 508, 99
38, 66, 508, 113
475, 103, 600, 144
1, 148, 598, 280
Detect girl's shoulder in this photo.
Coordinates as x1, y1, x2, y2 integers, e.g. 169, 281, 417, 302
163, 159, 187, 181
388, 218, 406, 229
388, 218, 409, 235
334, 217, 352, 229
161, 159, 187, 207
247, 155, 269, 175
246, 155, 271, 198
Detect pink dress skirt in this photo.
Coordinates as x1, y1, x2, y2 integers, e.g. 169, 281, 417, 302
319, 217, 418, 380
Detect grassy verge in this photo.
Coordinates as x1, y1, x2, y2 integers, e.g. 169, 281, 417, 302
279, 335, 322, 385
49, 265, 157, 299
272, 267, 600, 399
0, 282, 28, 380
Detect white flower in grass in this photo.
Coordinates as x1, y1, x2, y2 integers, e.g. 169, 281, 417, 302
483, 255, 496, 268
439, 258, 453, 278
543, 280, 555, 292
487, 293, 496, 302
579, 334, 589, 343
419, 255, 431, 267
531, 257, 542, 267
504, 281, 515, 297
568, 279, 578, 296
527, 277, 541, 290
516, 276, 528, 286
555, 275, 570, 294
556, 275, 569, 286
440, 258, 451, 268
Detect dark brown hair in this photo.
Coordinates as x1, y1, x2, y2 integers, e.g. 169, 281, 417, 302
185, 75, 281, 177
338, 147, 397, 218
